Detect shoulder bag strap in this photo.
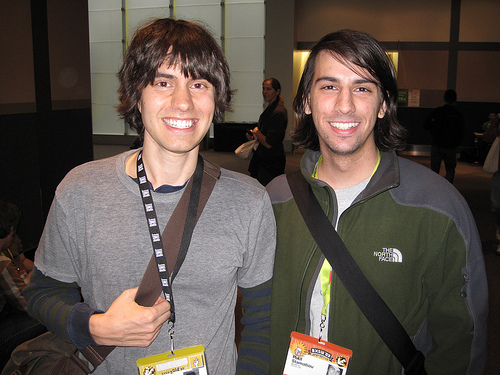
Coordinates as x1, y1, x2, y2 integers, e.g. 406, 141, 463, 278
286, 170, 426, 375
79, 155, 220, 372
135, 155, 220, 307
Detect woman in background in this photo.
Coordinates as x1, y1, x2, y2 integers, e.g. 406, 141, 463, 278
248, 77, 288, 185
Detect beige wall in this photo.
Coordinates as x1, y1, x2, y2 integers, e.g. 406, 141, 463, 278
460, 0, 500, 42
2, 0, 498, 118
295, 0, 500, 44
296, 0, 451, 42
47, 0, 91, 110
293, 0, 500, 105
457, 51, 500, 102
266, 0, 295, 147
397, 51, 449, 90
0, 0, 91, 114
0, 1, 36, 112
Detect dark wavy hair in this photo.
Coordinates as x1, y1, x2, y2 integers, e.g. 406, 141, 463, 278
292, 29, 407, 151
264, 77, 281, 92
117, 18, 233, 138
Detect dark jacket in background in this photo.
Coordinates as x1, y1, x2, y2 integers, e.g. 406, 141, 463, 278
248, 97, 287, 183
424, 104, 464, 148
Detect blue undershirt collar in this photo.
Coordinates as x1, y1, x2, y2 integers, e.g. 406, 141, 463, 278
131, 177, 188, 193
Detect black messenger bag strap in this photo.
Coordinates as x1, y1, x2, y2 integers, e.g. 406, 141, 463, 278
135, 155, 221, 307
79, 156, 221, 372
286, 170, 426, 375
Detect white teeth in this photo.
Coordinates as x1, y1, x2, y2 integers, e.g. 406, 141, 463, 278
164, 119, 194, 129
329, 122, 358, 130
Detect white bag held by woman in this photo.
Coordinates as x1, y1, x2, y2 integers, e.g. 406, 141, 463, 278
483, 137, 500, 174
235, 139, 257, 160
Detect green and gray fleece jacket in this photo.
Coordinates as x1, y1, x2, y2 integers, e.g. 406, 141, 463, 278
267, 150, 487, 375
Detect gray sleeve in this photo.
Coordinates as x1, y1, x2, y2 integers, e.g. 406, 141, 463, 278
237, 189, 276, 289
34, 195, 83, 284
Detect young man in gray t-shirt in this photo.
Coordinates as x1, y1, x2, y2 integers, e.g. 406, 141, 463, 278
23, 18, 275, 375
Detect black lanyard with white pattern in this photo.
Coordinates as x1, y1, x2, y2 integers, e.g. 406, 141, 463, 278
136, 151, 203, 326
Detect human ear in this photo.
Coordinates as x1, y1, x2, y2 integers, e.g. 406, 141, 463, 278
304, 97, 312, 115
378, 100, 387, 119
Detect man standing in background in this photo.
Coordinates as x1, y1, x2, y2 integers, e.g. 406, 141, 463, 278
0, 201, 45, 369
424, 89, 464, 183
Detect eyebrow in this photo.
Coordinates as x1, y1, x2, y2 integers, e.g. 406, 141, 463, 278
155, 73, 176, 79
315, 76, 378, 86
154, 72, 210, 84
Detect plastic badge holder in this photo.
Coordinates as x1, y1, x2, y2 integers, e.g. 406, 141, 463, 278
283, 331, 352, 375
137, 345, 207, 375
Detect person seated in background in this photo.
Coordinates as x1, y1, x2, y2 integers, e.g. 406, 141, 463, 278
3, 234, 34, 283
482, 112, 497, 132
0, 201, 46, 369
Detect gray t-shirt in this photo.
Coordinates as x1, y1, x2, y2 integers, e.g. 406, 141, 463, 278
35, 150, 276, 375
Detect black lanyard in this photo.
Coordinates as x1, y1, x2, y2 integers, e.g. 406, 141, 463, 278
136, 151, 204, 326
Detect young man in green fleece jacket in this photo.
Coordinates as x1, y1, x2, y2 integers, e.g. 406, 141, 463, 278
22, 18, 275, 375
267, 29, 487, 374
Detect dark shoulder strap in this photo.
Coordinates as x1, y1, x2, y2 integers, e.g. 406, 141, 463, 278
79, 156, 221, 372
135, 155, 220, 307
286, 170, 426, 375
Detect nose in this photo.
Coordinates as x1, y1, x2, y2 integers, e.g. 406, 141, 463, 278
172, 85, 194, 112
335, 89, 355, 114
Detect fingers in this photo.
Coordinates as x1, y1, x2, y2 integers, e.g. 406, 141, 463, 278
150, 298, 171, 324
89, 288, 171, 347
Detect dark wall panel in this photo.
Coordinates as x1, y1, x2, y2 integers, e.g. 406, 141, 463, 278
398, 102, 500, 149
0, 113, 43, 251
0, 108, 93, 252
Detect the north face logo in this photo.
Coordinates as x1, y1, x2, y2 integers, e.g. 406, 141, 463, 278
374, 248, 403, 263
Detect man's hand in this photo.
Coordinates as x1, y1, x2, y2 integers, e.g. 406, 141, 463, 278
89, 287, 171, 347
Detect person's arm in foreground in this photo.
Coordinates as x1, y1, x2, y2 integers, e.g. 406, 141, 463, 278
24, 267, 171, 349
236, 191, 275, 375
236, 279, 272, 375
424, 219, 488, 374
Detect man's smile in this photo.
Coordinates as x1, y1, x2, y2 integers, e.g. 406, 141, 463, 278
328, 121, 359, 130
163, 118, 195, 129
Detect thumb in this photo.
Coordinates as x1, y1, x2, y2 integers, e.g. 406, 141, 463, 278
124, 286, 139, 300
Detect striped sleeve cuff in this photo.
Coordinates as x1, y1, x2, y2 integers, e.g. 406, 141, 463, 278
68, 303, 103, 349
236, 278, 272, 375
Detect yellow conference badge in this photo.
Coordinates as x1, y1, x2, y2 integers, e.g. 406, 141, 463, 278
137, 345, 207, 375
283, 332, 352, 374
